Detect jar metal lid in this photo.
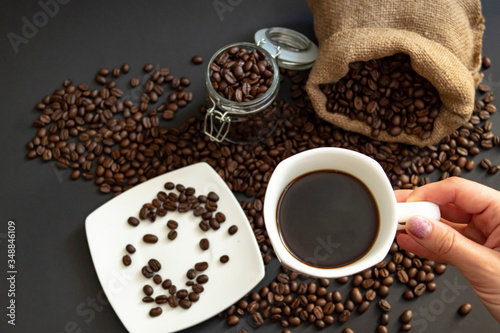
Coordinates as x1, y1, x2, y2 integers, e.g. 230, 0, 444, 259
254, 27, 318, 70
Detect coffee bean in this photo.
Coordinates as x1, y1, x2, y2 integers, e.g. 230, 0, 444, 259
357, 300, 370, 314
143, 234, 158, 244
148, 259, 161, 272
401, 323, 412, 332
434, 264, 446, 275
380, 313, 389, 325
122, 255, 131, 266
192, 283, 204, 294
378, 299, 391, 312
220, 255, 229, 263
125, 244, 136, 254
179, 299, 192, 309
227, 315, 239, 326
482, 56, 492, 69
194, 261, 208, 271
168, 295, 179, 308
161, 279, 172, 289
376, 324, 389, 333
199, 238, 209, 250
414, 283, 426, 296
176, 289, 189, 299
350, 287, 362, 304
144, 64, 154, 72
228, 225, 238, 235
186, 268, 197, 279
143, 284, 154, 296
167, 230, 178, 240
403, 290, 414, 300
149, 307, 162, 317
339, 310, 351, 323
153, 274, 162, 285
191, 56, 203, 65
142, 266, 154, 278
458, 303, 472, 316
196, 274, 209, 284
400, 310, 413, 323
155, 295, 168, 304
142, 296, 154, 303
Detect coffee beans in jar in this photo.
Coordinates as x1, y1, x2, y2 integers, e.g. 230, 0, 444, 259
204, 42, 281, 144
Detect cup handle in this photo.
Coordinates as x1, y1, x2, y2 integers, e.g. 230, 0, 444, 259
396, 202, 441, 231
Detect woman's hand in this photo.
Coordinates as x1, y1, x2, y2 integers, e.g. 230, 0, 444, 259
395, 177, 500, 322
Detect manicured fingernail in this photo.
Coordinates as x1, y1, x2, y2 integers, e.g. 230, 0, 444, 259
407, 216, 432, 239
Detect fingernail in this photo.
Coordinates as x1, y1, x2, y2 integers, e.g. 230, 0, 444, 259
407, 216, 432, 239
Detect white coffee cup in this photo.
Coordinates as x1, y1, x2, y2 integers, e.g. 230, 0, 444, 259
263, 147, 440, 278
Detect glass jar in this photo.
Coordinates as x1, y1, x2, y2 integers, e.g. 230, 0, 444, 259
204, 42, 280, 145
204, 28, 318, 145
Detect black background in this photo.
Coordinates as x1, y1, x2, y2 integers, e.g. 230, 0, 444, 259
1, 1, 500, 332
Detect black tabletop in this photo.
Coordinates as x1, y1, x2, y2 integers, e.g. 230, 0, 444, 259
1, 1, 500, 332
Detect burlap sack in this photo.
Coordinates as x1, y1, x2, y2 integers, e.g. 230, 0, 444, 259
305, 0, 485, 146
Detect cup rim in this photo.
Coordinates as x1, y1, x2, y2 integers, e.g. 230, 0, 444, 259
263, 147, 397, 278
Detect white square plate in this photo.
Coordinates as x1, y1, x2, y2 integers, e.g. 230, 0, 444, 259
86, 162, 265, 333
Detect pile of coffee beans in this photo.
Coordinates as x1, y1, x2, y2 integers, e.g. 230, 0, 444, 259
209, 46, 274, 102
27, 63, 195, 195
221, 240, 450, 331
120, 181, 232, 317
321, 53, 442, 140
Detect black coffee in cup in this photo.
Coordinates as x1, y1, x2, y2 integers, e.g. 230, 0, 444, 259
276, 170, 379, 268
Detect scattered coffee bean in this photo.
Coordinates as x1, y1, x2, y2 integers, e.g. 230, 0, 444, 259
167, 220, 178, 229
143, 284, 154, 296
143, 234, 158, 244
458, 303, 472, 316
227, 315, 239, 326
179, 298, 192, 309
196, 274, 209, 284
125, 244, 136, 254
194, 261, 208, 271
167, 230, 178, 240
149, 307, 162, 317
191, 56, 204, 65
127, 217, 140, 227
400, 310, 413, 323
153, 274, 162, 284
148, 259, 161, 272
142, 266, 154, 278
199, 238, 209, 250
378, 299, 391, 312
122, 255, 131, 266
186, 268, 197, 279
228, 225, 238, 235
220, 255, 229, 263
482, 56, 491, 69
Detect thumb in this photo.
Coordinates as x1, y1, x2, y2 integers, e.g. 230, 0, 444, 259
402, 215, 493, 278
